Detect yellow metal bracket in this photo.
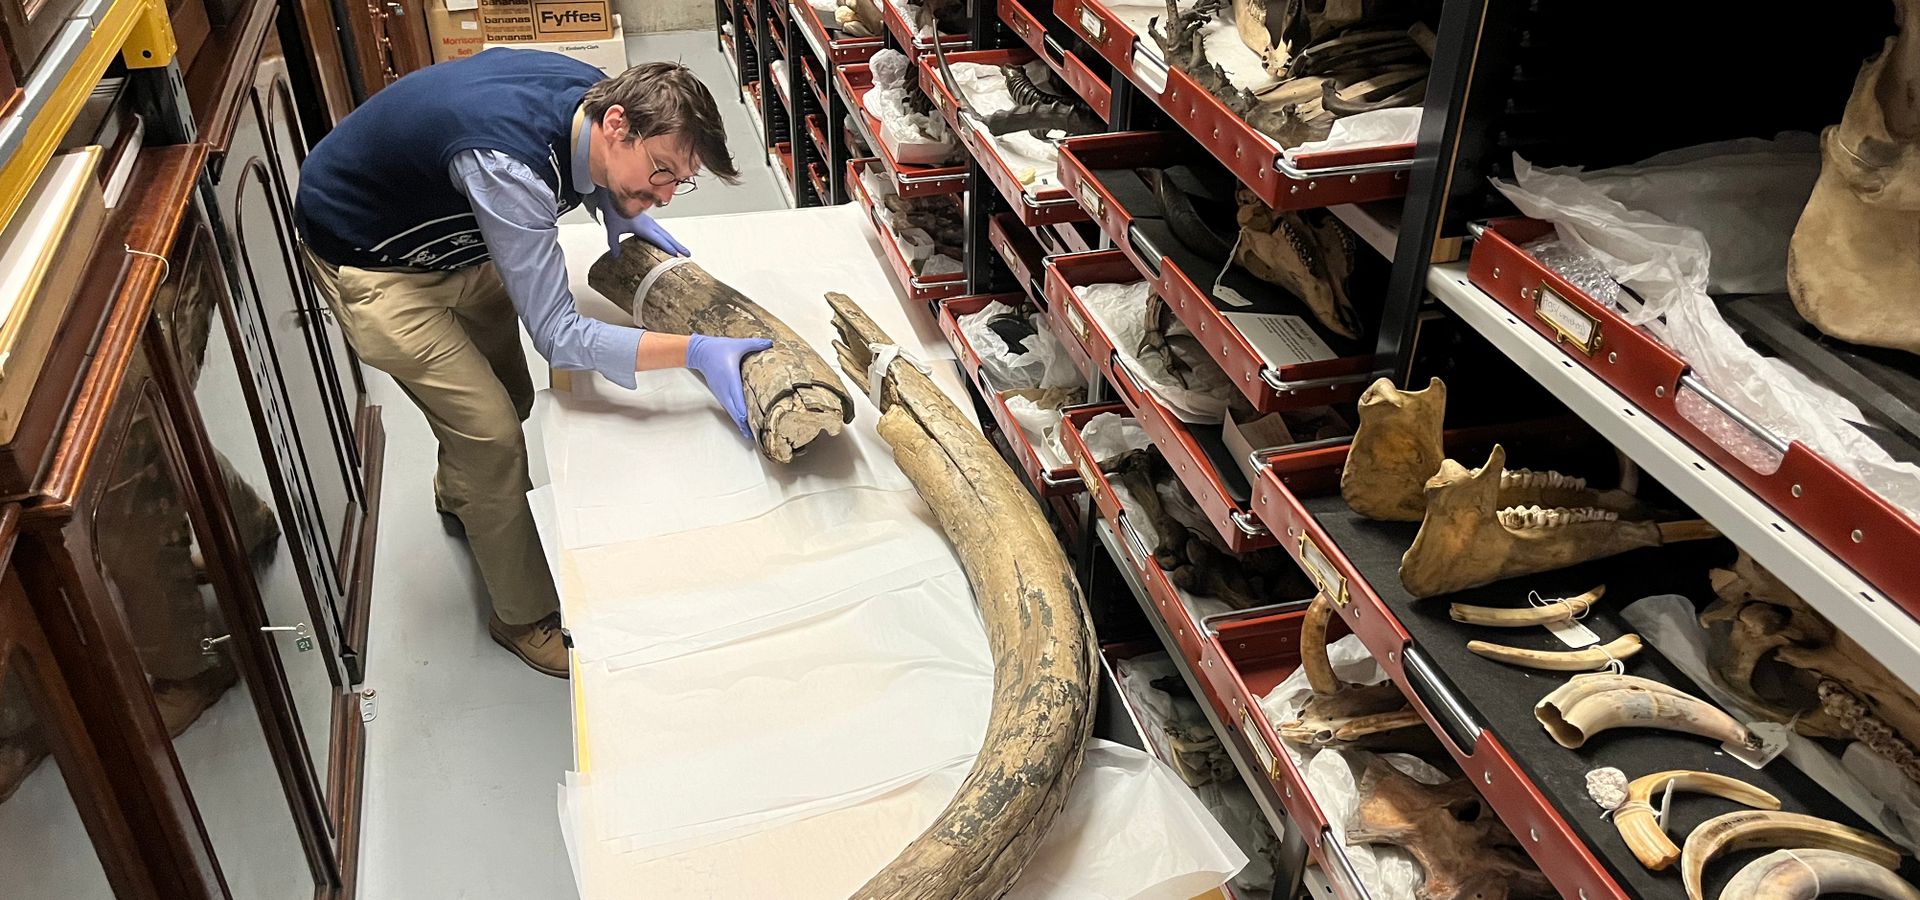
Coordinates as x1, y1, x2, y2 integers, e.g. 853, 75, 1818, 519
120, 0, 177, 69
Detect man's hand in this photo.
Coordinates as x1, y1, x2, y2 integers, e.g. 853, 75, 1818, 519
685, 334, 774, 439
601, 194, 690, 258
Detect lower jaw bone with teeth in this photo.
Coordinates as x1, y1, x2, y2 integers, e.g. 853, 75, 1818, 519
1399, 444, 1717, 598
1534, 674, 1757, 750
1722, 848, 1920, 900
1681, 809, 1905, 900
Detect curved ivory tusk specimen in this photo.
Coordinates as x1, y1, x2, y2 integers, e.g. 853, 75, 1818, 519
828, 293, 1096, 899
1721, 848, 1920, 900
1301, 592, 1342, 697
1468, 634, 1643, 672
1536, 674, 1755, 750
1614, 770, 1780, 870
1682, 810, 1904, 900
1451, 585, 1606, 627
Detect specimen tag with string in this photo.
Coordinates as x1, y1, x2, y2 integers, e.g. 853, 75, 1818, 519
1530, 590, 1601, 648
1726, 722, 1791, 769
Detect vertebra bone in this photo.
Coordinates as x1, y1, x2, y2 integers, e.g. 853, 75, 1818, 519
1682, 809, 1903, 900
1613, 770, 1780, 871
1467, 634, 1643, 672
1722, 848, 1920, 900
1535, 673, 1756, 750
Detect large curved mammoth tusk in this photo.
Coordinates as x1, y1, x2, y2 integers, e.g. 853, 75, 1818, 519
1468, 634, 1643, 672
827, 293, 1097, 899
1614, 770, 1781, 870
1682, 810, 1904, 900
1721, 848, 1920, 900
1301, 592, 1342, 696
1535, 674, 1756, 750
1450, 585, 1606, 627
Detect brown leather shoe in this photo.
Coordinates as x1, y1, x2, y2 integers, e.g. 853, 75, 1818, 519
488, 612, 569, 678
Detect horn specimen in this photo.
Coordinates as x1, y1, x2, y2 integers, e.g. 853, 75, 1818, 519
1681, 810, 1903, 900
1722, 848, 1920, 900
590, 239, 855, 462
1535, 674, 1756, 750
1451, 586, 1607, 627
827, 293, 1096, 899
1279, 593, 1424, 746
1467, 634, 1643, 672
1613, 770, 1780, 870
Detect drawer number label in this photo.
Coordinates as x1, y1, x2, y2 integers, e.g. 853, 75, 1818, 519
1297, 531, 1349, 607
1076, 4, 1105, 42
1241, 709, 1280, 781
1535, 285, 1601, 354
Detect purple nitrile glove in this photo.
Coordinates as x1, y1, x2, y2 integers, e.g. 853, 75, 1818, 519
600, 192, 690, 258
685, 334, 775, 439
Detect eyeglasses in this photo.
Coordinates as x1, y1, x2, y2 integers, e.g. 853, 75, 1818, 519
638, 141, 699, 196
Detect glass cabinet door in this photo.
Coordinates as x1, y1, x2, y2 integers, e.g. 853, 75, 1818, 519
90, 384, 318, 899
161, 220, 343, 821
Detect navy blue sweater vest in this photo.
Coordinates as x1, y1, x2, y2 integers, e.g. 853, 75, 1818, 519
294, 48, 604, 270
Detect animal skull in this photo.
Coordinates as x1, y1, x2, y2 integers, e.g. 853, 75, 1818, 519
1700, 551, 1920, 784
1233, 193, 1363, 339
1399, 445, 1714, 598
1279, 594, 1425, 747
1344, 756, 1557, 900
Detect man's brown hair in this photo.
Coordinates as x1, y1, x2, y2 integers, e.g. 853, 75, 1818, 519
583, 62, 741, 184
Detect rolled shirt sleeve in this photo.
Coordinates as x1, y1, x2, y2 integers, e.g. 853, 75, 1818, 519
449, 150, 645, 388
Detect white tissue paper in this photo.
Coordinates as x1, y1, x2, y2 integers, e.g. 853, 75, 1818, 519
1074, 281, 1234, 423
958, 301, 1083, 392
1259, 635, 1430, 900
1286, 108, 1423, 161
1081, 412, 1153, 462
1621, 594, 1920, 852
947, 61, 1073, 191
1493, 145, 1920, 525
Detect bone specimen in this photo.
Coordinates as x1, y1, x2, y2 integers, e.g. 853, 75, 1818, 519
835, 0, 883, 36
1787, 0, 1920, 354
1535, 673, 1758, 750
828, 293, 1095, 899
1466, 634, 1642, 672
1399, 445, 1715, 598
1701, 551, 1920, 785
1233, 194, 1363, 339
1681, 810, 1904, 900
1610, 770, 1780, 871
1722, 848, 1920, 900
1343, 756, 1557, 900
1340, 377, 1640, 524
1450, 585, 1607, 627
1278, 593, 1424, 747
589, 240, 853, 463
1139, 292, 1210, 390
1104, 448, 1312, 608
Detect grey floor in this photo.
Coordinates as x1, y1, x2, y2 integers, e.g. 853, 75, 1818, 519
354, 29, 790, 900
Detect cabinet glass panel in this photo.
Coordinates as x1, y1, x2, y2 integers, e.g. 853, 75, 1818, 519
0, 649, 114, 899
167, 225, 337, 810
91, 393, 316, 898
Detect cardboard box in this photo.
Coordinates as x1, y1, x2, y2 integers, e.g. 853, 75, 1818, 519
427, 0, 484, 63
1220, 408, 1297, 490
480, 0, 616, 43
483, 15, 626, 75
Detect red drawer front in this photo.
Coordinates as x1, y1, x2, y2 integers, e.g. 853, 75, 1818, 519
806, 161, 829, 201
849, 157, 966, 302
937, 295, 1086, 497
794, 0, 882, 65
988, 212, 1047, 303
1042, 250, 1138, 383
882, 0, 969, 58
1468, 217, 1920, 621
916, 48, 1089, 227
1058, 131, 1377, 414
1061, 404, 1210, 664
837, 62, 968, 198
804, 113, 830, 158
994, 0, 1112, 122
1049, 0, 1411, 211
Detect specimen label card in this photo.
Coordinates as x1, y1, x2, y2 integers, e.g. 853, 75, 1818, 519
1223, 312, 1337, 368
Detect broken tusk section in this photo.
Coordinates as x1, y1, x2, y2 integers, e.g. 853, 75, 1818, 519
1450, 585, 1607, 627
1614, 770, 1781, 870
1721, 848, 1920, 900
1535, 673, 1754, 750
1681, 809, 1904, 900
1467, 634, 1643, 672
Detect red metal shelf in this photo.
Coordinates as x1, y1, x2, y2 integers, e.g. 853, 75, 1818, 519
918, 48, 1089, 227
987, 212, 1046, 305
1058, 131, 1378, 414
806, 160, 829, 202
836, 62, 968, 198
792, 0, 883, 65
938, 295, 1086, 497
1469, 216, 1920, 621
849, 157, 966, 302
1045, 251, 1277, 553
804, 113, 830, 158
881, 0, 969, 60
1051, 0, 1412, 210
994, 0, 1112, 122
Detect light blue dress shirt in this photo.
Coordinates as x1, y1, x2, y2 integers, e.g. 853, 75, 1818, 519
447, 115, 645, 389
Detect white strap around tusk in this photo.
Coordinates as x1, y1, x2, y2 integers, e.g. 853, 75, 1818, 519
864, 341, 930, 408
1528, 589, 1595, 620
1597, 640, 1626, 675
631, 256, 696, 326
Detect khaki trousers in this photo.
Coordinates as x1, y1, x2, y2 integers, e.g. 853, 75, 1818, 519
302, 247, 560, 625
